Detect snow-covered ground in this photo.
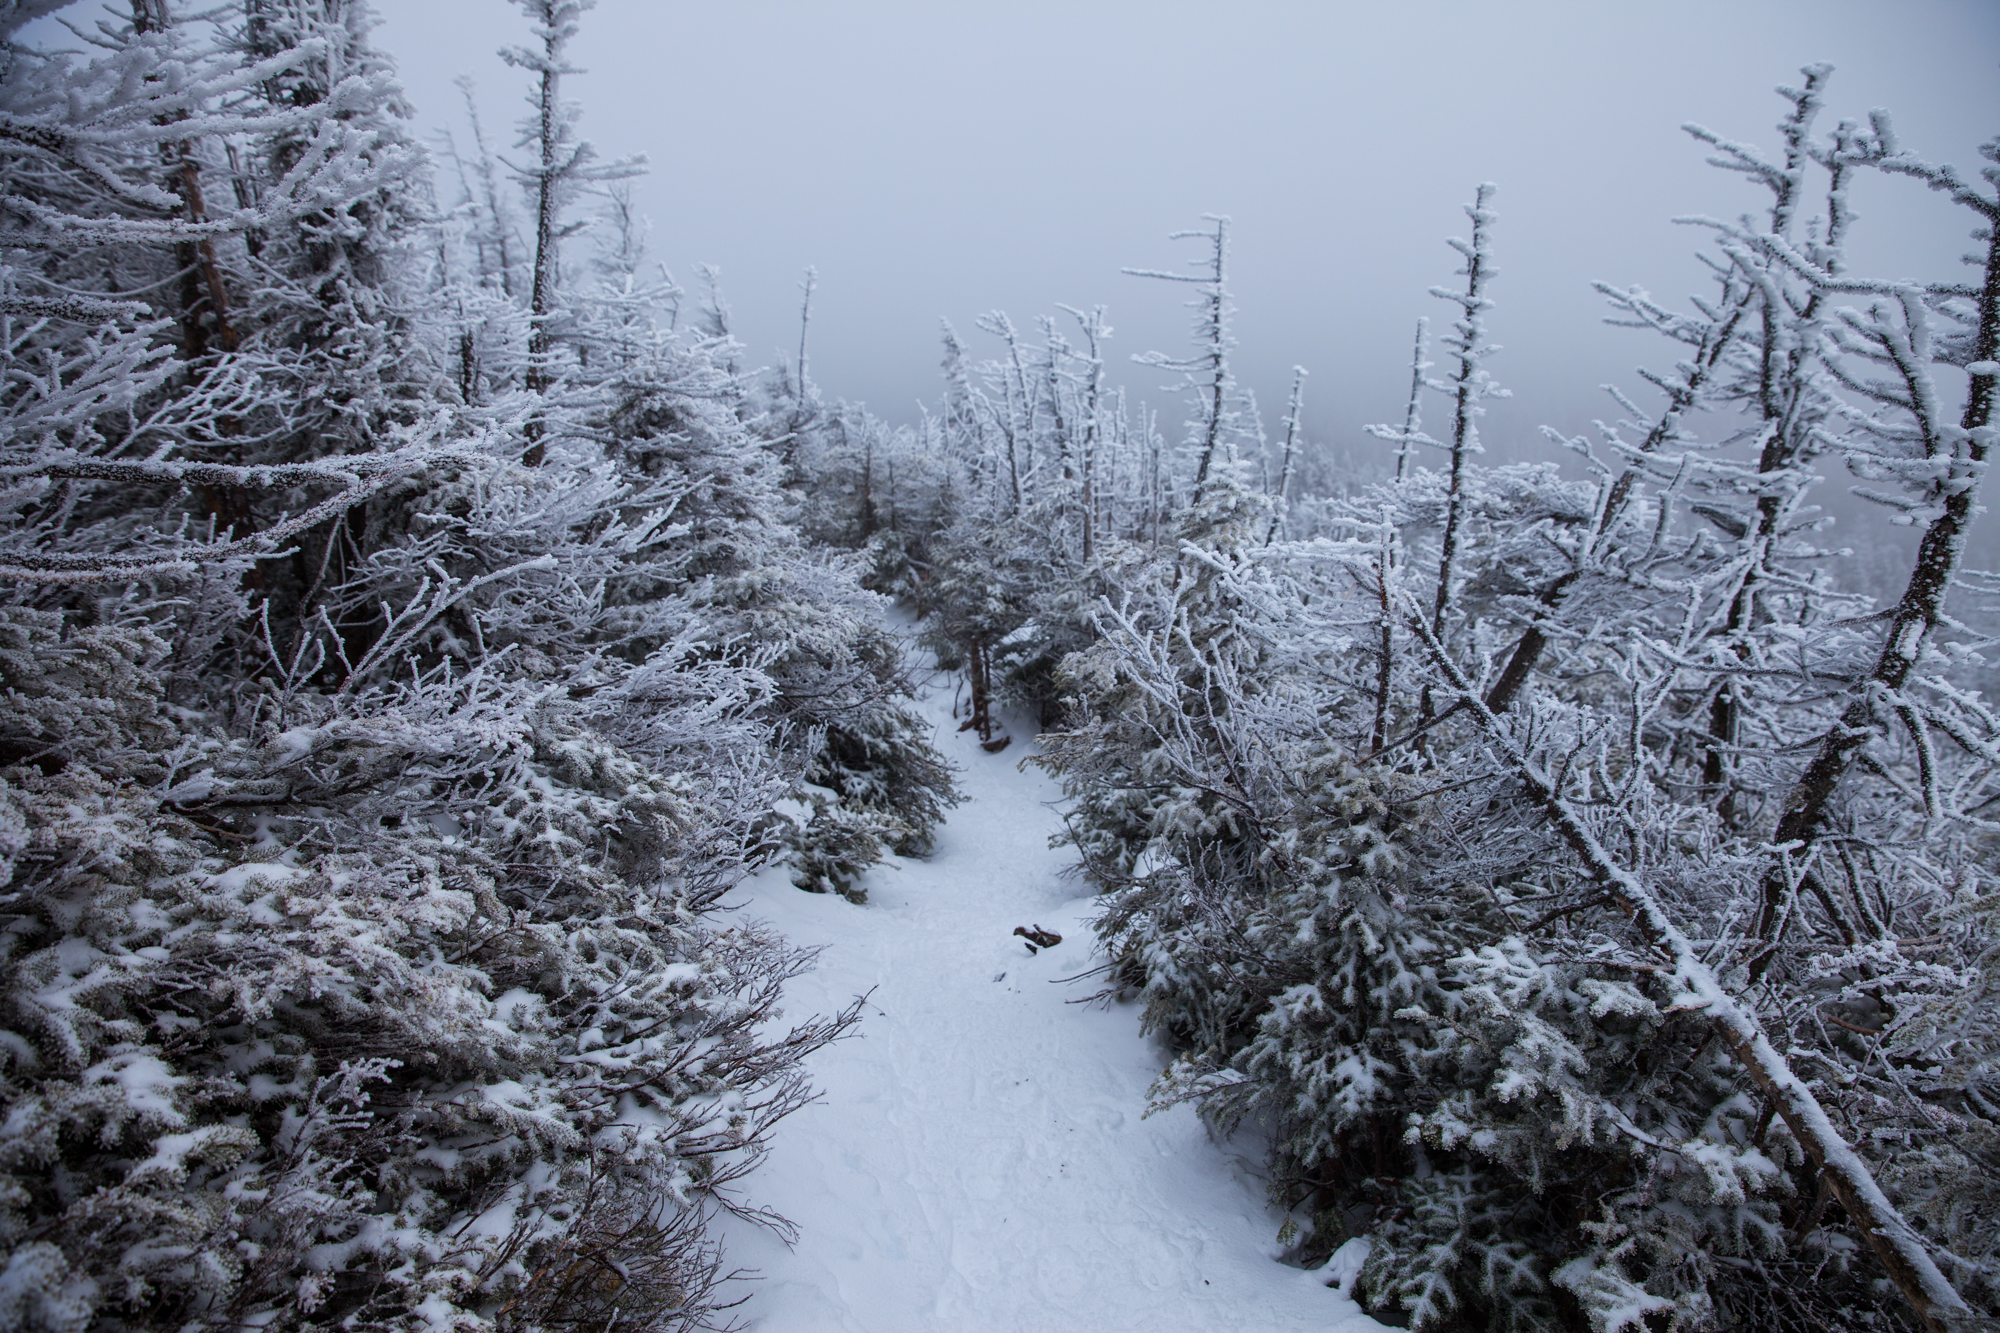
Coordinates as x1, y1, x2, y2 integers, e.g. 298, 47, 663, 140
715, 661, 1386, 1332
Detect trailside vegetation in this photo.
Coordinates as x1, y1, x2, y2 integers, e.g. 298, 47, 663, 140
0, 3, 953, 1329
856, 67, 1999, 1333
2, 6, 1995, 1330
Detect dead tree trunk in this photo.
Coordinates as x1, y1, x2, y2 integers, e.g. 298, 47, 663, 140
1755, 220, 1998, 973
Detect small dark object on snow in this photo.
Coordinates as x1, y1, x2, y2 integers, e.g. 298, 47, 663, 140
959, 714, 1011, 750
1014, 924, 1062, 953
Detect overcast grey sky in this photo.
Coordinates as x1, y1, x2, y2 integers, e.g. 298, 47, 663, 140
373, 0, 1998, 479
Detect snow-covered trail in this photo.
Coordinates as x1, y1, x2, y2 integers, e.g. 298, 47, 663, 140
715, 661, 1386, 1333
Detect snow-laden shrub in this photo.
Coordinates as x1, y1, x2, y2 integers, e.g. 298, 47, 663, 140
0, 607, 855, 1332
599, 366, 962, 898
0, 3, 942, 1329
1015, 70, 2000, 1330
1039, 539, 1913, 1330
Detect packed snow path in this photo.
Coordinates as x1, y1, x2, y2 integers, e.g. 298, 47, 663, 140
716, 664, 1387, 1332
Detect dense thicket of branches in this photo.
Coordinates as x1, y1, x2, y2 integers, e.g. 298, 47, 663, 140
6, 6, 1997, 1331
823, 68, 2000, 1333
0, 3, 953, 1330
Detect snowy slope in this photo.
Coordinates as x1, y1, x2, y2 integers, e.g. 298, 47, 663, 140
715, 661, 1387, 1333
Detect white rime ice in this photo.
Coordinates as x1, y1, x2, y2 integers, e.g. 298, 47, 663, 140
4, 6, 1997, 1328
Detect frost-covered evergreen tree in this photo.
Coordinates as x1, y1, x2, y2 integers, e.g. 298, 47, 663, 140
1021, 71, 1998, 1333
855, 225, 1278, 747
0, 3, 950, 1329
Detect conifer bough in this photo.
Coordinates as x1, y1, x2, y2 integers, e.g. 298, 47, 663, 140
1403, 598, 1974, 1333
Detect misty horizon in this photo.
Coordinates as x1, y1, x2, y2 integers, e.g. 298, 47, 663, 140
373, 1, 1997, 454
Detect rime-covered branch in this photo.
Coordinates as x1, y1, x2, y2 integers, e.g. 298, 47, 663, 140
1402, 596, 1973, 1333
